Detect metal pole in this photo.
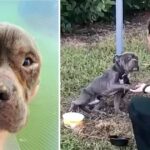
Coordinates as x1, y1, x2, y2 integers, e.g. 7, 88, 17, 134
116, 0, 124, 55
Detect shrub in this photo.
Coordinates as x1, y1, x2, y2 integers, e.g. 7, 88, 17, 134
125, 0, 150, 11
61, 0, 115, 33
61, 0, 150, 33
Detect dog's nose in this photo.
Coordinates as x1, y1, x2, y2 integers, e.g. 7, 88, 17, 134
0, 83, 10, 101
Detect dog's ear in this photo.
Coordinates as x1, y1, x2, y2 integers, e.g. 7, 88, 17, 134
113, 55, 120, 63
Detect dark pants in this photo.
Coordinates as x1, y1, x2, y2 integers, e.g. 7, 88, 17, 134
129, 96, 150, 150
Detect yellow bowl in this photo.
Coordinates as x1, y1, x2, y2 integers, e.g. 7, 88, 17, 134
63, 112, 85, 129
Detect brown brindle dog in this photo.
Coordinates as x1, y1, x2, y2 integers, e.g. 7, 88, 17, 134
0, 23, 41, 134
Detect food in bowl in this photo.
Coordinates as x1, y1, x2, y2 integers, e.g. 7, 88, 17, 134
63, 112, 85, 129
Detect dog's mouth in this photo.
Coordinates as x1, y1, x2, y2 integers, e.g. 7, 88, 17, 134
128, 66, 139, 72
0, 95, 27, 133
132, 66, 139, 71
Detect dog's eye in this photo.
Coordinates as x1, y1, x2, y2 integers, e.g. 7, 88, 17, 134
23, 57, 33, 66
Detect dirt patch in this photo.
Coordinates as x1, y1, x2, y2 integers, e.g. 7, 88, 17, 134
61, 91, 150, 143
75, 116, 132, 140
61, 11, 150, 47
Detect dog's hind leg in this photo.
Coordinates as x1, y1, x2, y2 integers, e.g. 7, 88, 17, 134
79, 105, 92, 113
69, 90, 92, 112
69, 101, 92, 113
92, 99, 106, 115
69, 101, 79, 112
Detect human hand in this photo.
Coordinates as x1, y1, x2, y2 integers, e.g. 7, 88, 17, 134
130, 83, 146, 93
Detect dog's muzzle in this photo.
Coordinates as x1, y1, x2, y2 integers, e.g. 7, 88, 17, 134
131, 59, 139, 71
133, 66, 139, 71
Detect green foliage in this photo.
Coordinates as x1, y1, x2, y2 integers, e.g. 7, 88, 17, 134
61, 0, 150, 33
125, 0, 150, 11
61, 0, 115, 32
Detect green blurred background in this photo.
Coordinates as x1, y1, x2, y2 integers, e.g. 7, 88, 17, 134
0, 1, 59, 150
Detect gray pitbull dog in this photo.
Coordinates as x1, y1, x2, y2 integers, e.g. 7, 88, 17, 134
69, 52, 139, 114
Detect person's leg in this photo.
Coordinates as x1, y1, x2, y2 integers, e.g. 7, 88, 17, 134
129, 96, 150, 150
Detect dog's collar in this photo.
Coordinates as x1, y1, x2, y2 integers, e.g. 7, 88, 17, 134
113, 63, 125, 76
120, 73, 128, 79
113, 64, 128, 79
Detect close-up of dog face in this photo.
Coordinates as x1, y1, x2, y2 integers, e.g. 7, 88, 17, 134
113, 52, 139, 73
0, 23, 41, 133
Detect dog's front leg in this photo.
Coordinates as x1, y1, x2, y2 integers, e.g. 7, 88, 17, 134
114, 93, 122, 114
108, 83, 130, 94
114, 92, 126, 115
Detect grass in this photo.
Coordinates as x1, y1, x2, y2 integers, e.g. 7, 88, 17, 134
61, 28, 150, 150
